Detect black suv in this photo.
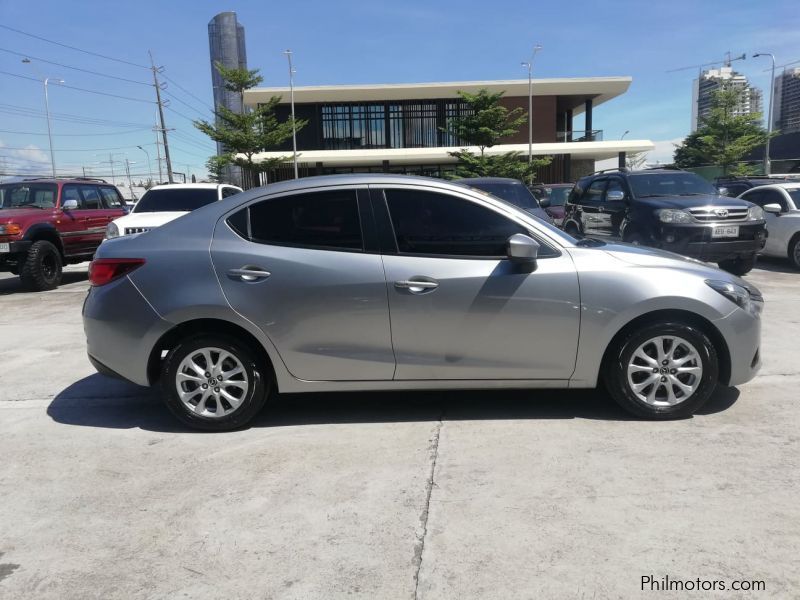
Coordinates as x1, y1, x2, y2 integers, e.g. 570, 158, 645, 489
563, 168, 767, 275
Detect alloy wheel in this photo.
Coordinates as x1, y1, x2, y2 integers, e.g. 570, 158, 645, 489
626, 335, 703, 406
175, 347, 250, 418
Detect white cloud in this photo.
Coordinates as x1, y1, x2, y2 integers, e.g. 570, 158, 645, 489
595, 137, 684, 171
0, 140, 51, 177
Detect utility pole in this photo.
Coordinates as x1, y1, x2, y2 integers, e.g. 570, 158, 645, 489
521, 43, 542, 183
283, 49, 299, 179
153, 127, 164, 182
109, 153, 116, 185
149, 51, 174, 183
124, 158, 134, 199
753, 53, 776, 175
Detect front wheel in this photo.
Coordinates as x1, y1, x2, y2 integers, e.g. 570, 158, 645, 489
603, 322, 719, 419
20, 240, 62, 291
718, 255, 756, 276
160, 335, 271, 431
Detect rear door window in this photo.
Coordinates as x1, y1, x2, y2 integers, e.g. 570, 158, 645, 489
99, 187, 123, 208
79, 185, 103, 209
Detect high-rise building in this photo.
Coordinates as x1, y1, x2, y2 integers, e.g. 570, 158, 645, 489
208, 11, 247, 185
773, 67, 800, 134
691, 66, 763, 130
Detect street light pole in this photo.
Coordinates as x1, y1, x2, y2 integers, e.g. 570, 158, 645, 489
621, 130, 630, 140
22, 58, 62, 178
283, 49, 299, 179
137, 145, 153, 183
521, 44, 542, 172
753, 53, 776, 175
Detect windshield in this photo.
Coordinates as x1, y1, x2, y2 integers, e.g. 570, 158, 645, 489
463, 181, 539, 210
628, 172, 718, 198
133, 188, 218, 213
546, 186, 571, 206
0, 183, 57, 209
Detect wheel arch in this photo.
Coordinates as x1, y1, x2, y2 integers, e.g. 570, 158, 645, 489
24, 224, 64, 257
147, 318, 277, 389
600, 308, 731, 385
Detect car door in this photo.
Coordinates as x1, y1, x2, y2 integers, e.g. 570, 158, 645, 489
374, 185, 580, 380
78, 185, 112, 250
57, 184, 89, 256
600, 177, 629, 239
743, 188, 790, 256
98, 186, 127, 224
210, 186, 395, 381
578, 178, 607, 237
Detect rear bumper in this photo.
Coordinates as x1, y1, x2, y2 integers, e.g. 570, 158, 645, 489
657, 223, 766, 262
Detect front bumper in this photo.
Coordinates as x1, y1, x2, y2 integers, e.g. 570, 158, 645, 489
713, 306, 762, 387
0, 240, 32, 270
657, 222, 766, 262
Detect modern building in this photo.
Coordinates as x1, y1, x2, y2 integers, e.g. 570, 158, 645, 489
207, 11, 247, 186
691, 66, 763, 131
243, 77, 653, 184
773, 67, 800, 135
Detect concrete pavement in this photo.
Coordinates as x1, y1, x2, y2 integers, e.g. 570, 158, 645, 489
0, 260, 798, 599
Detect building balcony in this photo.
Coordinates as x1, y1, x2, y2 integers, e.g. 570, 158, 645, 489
556, 129, 603, 142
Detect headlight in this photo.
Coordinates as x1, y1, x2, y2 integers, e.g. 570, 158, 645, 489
0, 223, 22, 236
105, 222, 120, 239
657, 209, 694, 224
706, 279, 763, 316
748, 205, 764, 220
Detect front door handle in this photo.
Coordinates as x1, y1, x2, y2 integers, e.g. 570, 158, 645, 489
228, 267, 271, 282
395, 278, 439, 294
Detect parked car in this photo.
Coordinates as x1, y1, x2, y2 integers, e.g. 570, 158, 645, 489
562, 168, 767, 275
454, 177, 553, 223
84, 174, 762, 431
539, 183, 573, 222
714, 175, 800, 197
738, 182, 800, 269
106, 183, 242, 239
0, 177, 126, 290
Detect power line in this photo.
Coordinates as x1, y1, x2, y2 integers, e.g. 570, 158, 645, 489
162, 88, 211, 119
0, 47, 151, 86
0, 128, 153, 136
0, 104, 151, 128
162, 73, 215, 112
1, 143, 156, 152
0, 70, 155, 103
0, 24, 150, 70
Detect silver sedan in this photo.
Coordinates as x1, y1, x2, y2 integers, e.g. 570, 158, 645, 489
83, 174, 763, 431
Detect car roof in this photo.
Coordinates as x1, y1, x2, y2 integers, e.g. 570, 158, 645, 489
148, 183, 230, 191
455, 177, 522, 184
5, 177, 115, 185
749, 182, 800, 190
240, 173, 503, 195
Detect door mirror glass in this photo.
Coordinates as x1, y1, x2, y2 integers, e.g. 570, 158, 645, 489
539, 197, 551, 208
717, 187, 729, 196
607, 189, 625, 202
763, 203, 783, 215
62, 199, 79, 211
506, 233, 540, 263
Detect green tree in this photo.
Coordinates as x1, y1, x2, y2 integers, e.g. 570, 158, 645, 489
445, 89, 551, 181
205, 153, 232, 183
195, 63, 307, 178
673, 85, 776, 175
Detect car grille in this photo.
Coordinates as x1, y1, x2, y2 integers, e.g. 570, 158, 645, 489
688, 207, 749, 222
124, 227, 153, 235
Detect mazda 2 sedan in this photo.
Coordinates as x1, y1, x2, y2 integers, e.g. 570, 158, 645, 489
83, 175, 763, 431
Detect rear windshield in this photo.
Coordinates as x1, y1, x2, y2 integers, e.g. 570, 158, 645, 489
133, 188, 218, 213
0, 183, 57, 209
462, 182, 539, 210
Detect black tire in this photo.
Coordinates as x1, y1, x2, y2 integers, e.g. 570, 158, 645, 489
19, 240, 62, 291
718, 255, 756, 276
564, 222, 582, 238
788, 234, 800, 271
603, 321, 719, 419
160, 334, 272, 431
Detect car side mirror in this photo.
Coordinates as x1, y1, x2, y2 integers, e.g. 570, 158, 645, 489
763, 203, 783, 215
607, 189, 625, 202
539, 197, 551, 208
718, 187, 729, 197
62, 199, 78, 211
507, 233, 540, 266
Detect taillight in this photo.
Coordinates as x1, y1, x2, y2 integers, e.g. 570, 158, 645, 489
88, 258, 145, 286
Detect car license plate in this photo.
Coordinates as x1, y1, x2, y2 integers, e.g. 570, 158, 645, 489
0, 243, 9, 253
712, 225, 739, 238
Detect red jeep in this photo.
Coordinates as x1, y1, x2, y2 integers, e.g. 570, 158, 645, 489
0, 178, 126, 290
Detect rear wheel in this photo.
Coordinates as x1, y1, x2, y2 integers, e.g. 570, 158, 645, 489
20, 240, 62, 291
603, 321, 719, 419
160, 335, 271, 431
718, 255, 756, 276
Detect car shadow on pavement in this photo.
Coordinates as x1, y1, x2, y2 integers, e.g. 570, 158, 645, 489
754, 257, 798, 275
47, 373, 740, 433
0, 271, 88, 295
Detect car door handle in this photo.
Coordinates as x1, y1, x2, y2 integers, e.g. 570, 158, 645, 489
228, 267, 271, 282
395, 279, 439, 294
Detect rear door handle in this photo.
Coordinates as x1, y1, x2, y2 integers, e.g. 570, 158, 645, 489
395, 278, 439, 294
228, 267, 271, 282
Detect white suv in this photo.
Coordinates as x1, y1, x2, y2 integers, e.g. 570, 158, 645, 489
106, 183, 242, 239
738, 182, 800, 269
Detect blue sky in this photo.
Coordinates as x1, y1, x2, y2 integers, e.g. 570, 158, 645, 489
1, 0, 798, 182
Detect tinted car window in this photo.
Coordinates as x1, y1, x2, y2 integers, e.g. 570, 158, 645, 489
62, 185, 81, 205
248, 189, 363, 251
99, 186, 123, 208
584, 180, 606, 202
462, 181, 538, 210
787, 190, 800, 208
745, 189, 789, 212
0, 183, 57, 209
547, 187, 571, 206
605, 179, 625, 200
134, 188, 219, 212
385, 189, 527, 257
79, 185, 102, 209
222, 187, 240, 198
628, 172, 717, 198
